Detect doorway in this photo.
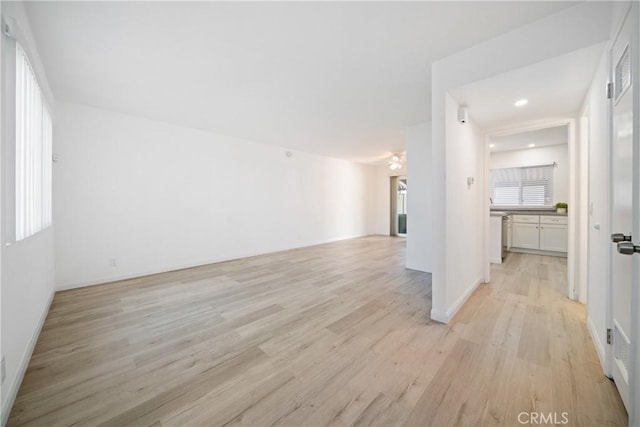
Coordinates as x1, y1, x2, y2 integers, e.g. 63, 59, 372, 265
390, 176, 407, 237
483, 121, 576, 301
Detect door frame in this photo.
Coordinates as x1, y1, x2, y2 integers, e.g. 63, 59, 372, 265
390, 176, 398, 236
389, 175, 407, 237
482, 119, 577, 302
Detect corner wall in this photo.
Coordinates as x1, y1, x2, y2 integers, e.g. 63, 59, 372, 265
1, 2, 56, 422
53, 102, 377, 289
432, 95, 484, 322
405, 122, 432, 272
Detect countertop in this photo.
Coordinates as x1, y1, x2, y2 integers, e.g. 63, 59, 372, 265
490, 209, 568, 217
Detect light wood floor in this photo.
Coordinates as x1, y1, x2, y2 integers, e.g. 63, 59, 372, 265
9, 236, 627, 426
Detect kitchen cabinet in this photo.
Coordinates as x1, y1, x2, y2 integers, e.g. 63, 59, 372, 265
510, 214, 567, 255
512, 222, 540, 249
540, 224, 568, 252
539, 215, 568, 252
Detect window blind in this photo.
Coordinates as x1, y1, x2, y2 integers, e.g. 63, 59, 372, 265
15, 43, 52, 241
491, 164, 554, 207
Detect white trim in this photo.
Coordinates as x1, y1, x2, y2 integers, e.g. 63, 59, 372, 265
56, 234, 373, 291
484, 131, 492, 284
430, 309, 448, 323
1, 290, 54, 426
406, 264, 430, 273
485, 117, 575, 137
489, 161, 558, 171
633, 1, 640, 421
430, 278, 483, 324
508, 248, 567, 258
587, 315, 608, 375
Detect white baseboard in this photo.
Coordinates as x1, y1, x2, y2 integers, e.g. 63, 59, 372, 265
430, 278, 483, 324
56, 234, 374, 291
587, 315, 607, 375
509, 248, 567, 258
1, 290, 54, 426
405, 263, 431, 273
430, 309, 448, 323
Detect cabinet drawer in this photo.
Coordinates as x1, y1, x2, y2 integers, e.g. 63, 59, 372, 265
512, 215, 540, 224
540, 215, 568, 225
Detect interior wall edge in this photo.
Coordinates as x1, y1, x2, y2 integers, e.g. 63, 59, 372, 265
446, 277, 483, 322
1, 289, 54, 426
405, 264, 431, 274
587, 314, 608, 375
430, 277, 483, 325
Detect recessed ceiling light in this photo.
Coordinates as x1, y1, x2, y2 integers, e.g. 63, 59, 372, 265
528, 143, 535, 147
489, 144, 495, 148
514, 99, 528, 107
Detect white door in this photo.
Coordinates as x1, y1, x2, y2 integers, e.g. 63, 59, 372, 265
512, 223, 539, 249
609, 5, 637, 412
539, 225, 568, 252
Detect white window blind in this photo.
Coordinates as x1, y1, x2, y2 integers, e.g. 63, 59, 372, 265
15, 43, 52, 241
491, 164, 554, 207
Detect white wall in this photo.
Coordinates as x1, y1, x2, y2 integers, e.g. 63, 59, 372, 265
405, 122, 431, 272
584, 50, 610, 372
578, 116, 589, 305
430, 2, 613, 323
54, 102, 377, 289
489, 143, 569, 204
430, 95, 484, 322
1, 2, 56, 423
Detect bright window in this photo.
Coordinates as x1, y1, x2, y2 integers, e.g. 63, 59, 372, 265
491, 165, 554, 207
15, 43, 52, 241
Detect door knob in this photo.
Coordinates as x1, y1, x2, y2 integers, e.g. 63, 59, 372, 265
617, 242, 640, 255
612, 233, 632, 243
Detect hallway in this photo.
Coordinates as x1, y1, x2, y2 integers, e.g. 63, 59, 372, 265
429, 252, 628, 425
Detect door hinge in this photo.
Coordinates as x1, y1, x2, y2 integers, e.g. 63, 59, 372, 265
607, 328, 613, 345
606, 82, 614, 99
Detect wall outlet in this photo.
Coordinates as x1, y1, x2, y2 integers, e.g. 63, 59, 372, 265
2, 355, 6, 384
109, 258, 117, 267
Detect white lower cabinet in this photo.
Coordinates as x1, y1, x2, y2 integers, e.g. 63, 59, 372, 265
512, 223, 539, 249
510, 214, 567, 254
539, 224, 568, 252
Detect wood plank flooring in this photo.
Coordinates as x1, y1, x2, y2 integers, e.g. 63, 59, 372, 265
8, 236, 627, 426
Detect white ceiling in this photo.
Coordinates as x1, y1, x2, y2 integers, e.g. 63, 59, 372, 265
24, 1, 578, 163
490, 126, 568, 152
449, 43, 606, 131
